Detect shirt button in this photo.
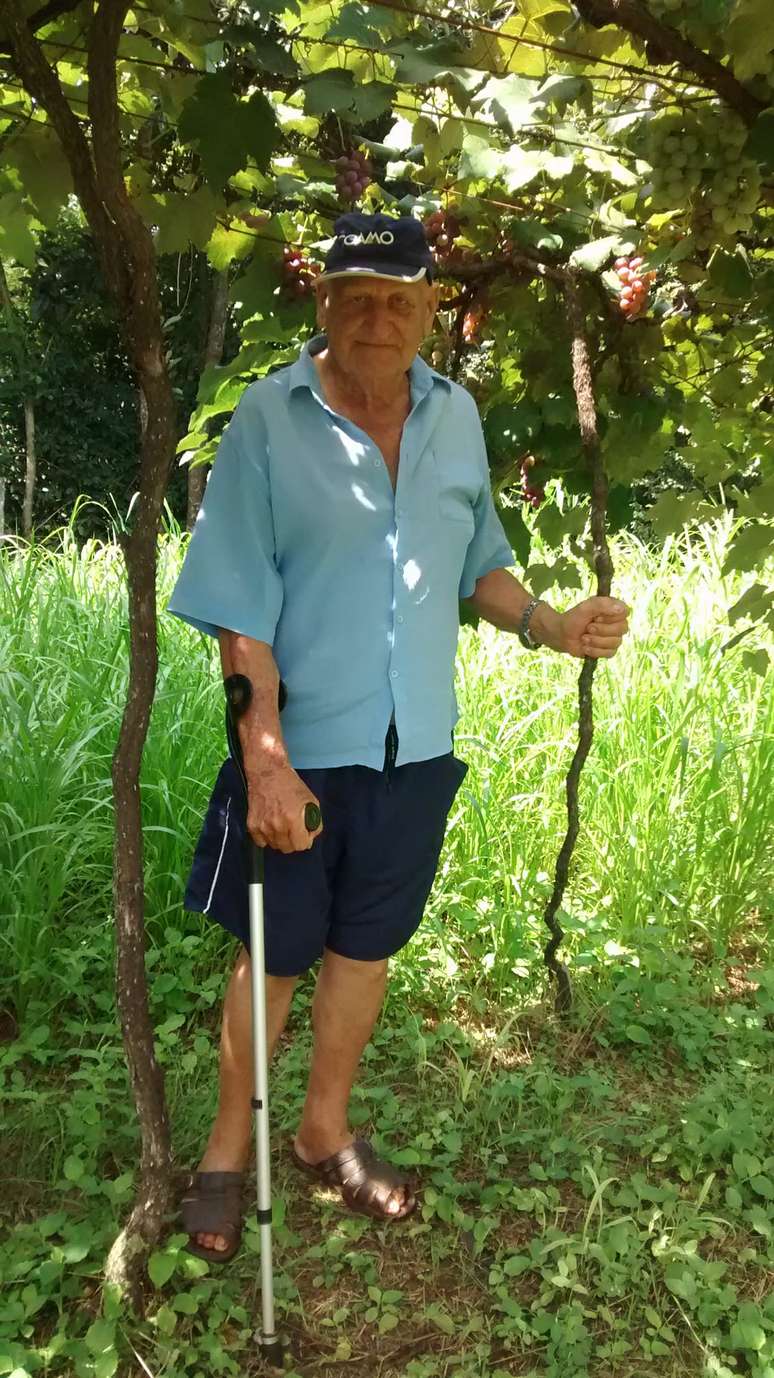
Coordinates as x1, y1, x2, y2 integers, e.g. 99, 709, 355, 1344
397, 615, 404, 624
390, 670, 399, 678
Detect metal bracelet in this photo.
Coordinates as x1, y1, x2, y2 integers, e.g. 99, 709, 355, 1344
519, 596, 543, 649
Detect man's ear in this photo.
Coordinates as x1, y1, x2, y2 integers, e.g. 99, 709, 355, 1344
424, 281, 440, 331
315, 281, 329, 328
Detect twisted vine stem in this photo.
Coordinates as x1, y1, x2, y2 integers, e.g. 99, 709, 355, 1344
541, 274, 615, 1014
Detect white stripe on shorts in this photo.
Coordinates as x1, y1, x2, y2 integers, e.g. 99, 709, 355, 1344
204, 796, 231, 914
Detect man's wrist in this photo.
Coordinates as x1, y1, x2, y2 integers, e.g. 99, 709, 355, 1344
241, 716, 290, 776
530, 601, 564, 651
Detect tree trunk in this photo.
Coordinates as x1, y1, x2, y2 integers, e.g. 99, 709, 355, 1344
187, 266, 229, 529
105, 491, 176, 1297
22, 397, 36, 538
2, 0, 181, 1307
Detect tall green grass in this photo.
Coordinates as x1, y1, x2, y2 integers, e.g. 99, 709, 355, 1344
1, 511, 772, 1018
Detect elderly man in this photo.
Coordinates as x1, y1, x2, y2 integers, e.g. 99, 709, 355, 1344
169, 212, 629, 1261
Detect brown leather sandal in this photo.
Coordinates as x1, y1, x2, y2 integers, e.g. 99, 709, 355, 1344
180, 1170, 245, 1263
291, 1138, 417, 1221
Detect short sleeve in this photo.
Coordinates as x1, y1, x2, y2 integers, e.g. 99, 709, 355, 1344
167, 387, 283, 642
458, 403, 514, 600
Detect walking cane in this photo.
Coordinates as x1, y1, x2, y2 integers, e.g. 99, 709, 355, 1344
224, 673, 322, 1368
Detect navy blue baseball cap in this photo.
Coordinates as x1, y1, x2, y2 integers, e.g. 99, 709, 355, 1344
320, 212, 435, 283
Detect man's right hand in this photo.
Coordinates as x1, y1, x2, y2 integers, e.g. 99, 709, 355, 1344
245, 761, 323, 853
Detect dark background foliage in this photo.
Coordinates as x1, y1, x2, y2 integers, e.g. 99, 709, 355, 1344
0, 214, 236, 535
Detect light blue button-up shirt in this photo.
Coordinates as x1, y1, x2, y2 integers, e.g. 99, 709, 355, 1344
168, 335, 514, 769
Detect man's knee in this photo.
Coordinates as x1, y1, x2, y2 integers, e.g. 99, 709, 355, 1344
232, 947, 299, 1000
321, 949, 389, 982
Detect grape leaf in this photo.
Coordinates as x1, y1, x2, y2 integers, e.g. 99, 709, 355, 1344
325, 2, 384, 44
722, 523, 772, 575
727, 583, 773, 623
646, 491, 711, 538
5, 124, 73, 226
390, 37, 469, 86
304, 69, 356, 115
569, 235, 629, 272
0, 197, 37, 268
219, 27, 299, 78
707, 247, 752, 300
741, 649, 770, 675
353, 82, 395, 122
459, 133, 503, 182
476, 74, 536, 131
503, 147, 546, 192
179, 73, 277, 190
497, 502, 531, 567
531, 73, 593, 115
744, 108, 774, 172
204, 218, 257, 272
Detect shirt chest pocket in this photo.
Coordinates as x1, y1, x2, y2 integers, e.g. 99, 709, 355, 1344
430, 449, 477, 539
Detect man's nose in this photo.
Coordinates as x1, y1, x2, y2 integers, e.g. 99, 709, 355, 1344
360, 301, 397, 333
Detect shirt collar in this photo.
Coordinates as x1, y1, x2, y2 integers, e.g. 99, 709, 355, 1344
287, 334, 451, 403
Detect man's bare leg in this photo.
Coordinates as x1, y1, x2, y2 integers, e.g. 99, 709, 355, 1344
294, 950, 409, 1215
195, 948, 297, 1253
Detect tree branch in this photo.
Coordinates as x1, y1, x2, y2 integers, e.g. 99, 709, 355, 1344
0, 0, 83, 55
88, 0, 169, 415
573, 0, 765, 124
540, 275, 615, 1015
2, 0, 129, 304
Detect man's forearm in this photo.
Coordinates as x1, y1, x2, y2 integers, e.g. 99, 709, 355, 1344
463, 568, 564, 650
218, 631, 289, 775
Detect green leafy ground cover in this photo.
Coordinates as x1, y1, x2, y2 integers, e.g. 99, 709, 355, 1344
1, 515, 772, 1378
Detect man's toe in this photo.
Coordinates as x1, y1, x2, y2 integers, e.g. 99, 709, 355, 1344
389, 1186, 414, 1217
194, 1230, 231, 1253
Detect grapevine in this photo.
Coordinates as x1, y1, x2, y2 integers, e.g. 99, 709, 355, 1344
520, 455, 545, 509
279, 245, 320, 301
462, 299, 488, 345
614, 254, 656, 319
646, 105, 762, 247
647, 111, 707, 213
423, 209, 462, 262
334, 150, 373, 204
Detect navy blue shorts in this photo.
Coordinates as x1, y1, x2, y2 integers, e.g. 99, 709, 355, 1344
184, 725, 468, 976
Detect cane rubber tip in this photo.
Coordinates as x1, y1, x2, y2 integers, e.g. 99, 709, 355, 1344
260, 1337, 285, 1369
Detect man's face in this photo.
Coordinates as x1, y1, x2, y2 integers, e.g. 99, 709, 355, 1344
315, 275, 438, 382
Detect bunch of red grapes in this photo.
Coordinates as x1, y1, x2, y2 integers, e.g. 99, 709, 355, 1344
462, 300, 487, 344
520, 456, 545, 509
334, 150, 373, 203
423, 209, 462, 258
279, 245, 319, 301
614, 254, 657, 318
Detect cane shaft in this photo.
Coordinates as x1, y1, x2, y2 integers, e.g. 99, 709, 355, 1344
247, 869, 277, 1346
